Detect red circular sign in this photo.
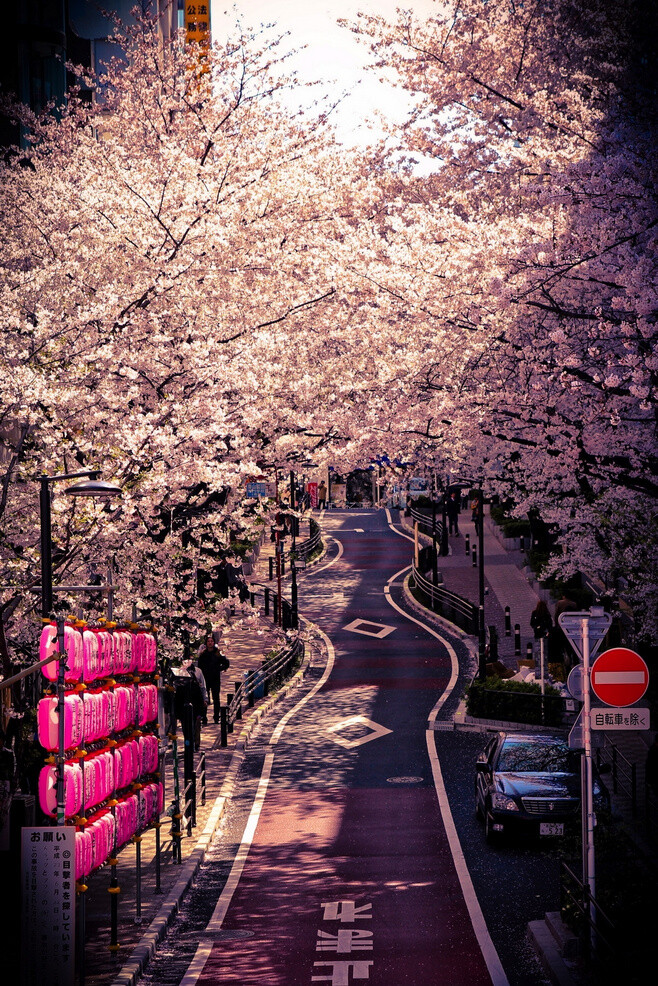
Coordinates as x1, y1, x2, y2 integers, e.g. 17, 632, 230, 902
590, 648, 649, 707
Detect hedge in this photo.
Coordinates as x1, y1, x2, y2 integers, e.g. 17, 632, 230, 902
466, 677, 565, 726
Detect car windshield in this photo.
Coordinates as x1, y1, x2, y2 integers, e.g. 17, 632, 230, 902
497, 739, 577, 773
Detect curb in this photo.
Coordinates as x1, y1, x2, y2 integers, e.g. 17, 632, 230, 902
401, 571, 479, 659
112, 645, 314, 986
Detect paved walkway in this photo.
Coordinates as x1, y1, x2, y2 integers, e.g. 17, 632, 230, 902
400, 506, 541, 667
68, 520, 318, 986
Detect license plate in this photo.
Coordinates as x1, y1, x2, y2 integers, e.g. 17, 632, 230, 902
540, 822, 564, 836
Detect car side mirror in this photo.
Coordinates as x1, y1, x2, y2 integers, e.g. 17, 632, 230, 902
476, 756, 489, 771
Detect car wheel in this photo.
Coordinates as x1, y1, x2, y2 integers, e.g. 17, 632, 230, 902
485, 806, 501, 845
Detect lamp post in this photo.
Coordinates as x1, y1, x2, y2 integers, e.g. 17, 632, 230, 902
477, 486, 486, 679
455, 476, 487, 678
40, 471, 123, 619
39, 470, 122, 827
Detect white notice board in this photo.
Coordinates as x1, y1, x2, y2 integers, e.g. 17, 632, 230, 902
21, 826, 76, 986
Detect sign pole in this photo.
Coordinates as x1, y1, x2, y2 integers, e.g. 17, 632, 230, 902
580, 616, 596, 950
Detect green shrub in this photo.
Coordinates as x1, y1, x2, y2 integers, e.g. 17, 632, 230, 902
501, 519, 532, 538
411, 494, 434, 508
466, 676, 564, 726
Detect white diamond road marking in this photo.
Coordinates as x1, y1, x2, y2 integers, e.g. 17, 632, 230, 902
327, 715, 393, 749
343, 619, 396, 639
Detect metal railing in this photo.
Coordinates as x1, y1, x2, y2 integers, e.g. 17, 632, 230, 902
596, 742, 658, 843
411, 559, 478, 635
596, 743, 638, 813
296, 518, 322, 562
219, 637, 304, 746
408, 504, 446, 543
560, 861, 617, 973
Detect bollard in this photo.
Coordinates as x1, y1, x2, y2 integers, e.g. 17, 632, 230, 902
226, 694, 234, 732
505, 606, 511, 636
514, 624, 521, 655
269, 556, 274, 581
526, 641, 534, 661
465, 533, 470, 555
235, 682, 242, 720
134, 830, 143, 921
182, 703, 194, 782
220, 706, 228, 747
264, 586, 270, 617
247, 670, 255, 708
472, 544, 477, 568
154, 818, 162, 893
488, 625, 498, 663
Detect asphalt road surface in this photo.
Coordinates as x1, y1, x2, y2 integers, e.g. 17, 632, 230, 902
141, 510, 557, 986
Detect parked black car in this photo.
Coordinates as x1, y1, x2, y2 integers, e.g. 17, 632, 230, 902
475, 731, 610, 843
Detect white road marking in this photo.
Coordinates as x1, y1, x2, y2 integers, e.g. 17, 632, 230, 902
384, 520, 510, 986
327, 715, 392, 748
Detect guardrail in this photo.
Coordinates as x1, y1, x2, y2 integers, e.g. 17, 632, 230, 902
296, 517, 322, 562
411, 559, 478, 635
409, 504, 446, 542
219, 637, 304, 747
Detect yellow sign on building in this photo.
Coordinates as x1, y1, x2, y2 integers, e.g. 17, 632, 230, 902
184, 2, 211, 49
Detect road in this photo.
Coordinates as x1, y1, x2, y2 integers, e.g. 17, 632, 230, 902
141, 510, 558, 986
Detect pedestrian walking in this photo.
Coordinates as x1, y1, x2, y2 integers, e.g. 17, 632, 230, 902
553, 592, 578, 667
470, 494, 480, 534
446, 492, 460, 536
197, 634, 231, 724
530, 600, 553, 639
317, 481, 327, 510
530, 600, 553, 661
175, 658, 208, 749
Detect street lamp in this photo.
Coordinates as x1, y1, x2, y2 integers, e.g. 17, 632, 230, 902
453, 476, 486, 678
39, 469, 122, 828
39, 471, 122, 619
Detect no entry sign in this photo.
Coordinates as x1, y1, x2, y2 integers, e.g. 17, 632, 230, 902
590, 648, 649, 707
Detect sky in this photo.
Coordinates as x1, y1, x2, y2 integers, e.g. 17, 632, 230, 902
210, 2, 440, 146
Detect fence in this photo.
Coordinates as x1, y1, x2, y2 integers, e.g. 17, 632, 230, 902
411, 559, 478, 635
560, 861, 617, 976
408, 503, 446, 543
219, 636, 304, 747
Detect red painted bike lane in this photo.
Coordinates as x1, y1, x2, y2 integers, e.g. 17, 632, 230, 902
197, 782, 495, 985
192, 514, 502, 986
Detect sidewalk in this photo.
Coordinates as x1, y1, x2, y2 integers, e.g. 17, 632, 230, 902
401, 505, 541, 667
29, 615, 305, 986
74, 520, 320, 986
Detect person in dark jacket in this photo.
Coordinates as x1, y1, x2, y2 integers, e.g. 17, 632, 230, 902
446, 493, 460, 536
530, 600, 554, 661
197, 634, 230, 723
530, 600, 553, 639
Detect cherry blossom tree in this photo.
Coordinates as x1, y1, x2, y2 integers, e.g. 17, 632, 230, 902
348, 0, 658, 639
0, 15, 403, 664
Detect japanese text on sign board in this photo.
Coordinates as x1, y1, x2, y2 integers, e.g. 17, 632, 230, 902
21, 827, 76, 986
